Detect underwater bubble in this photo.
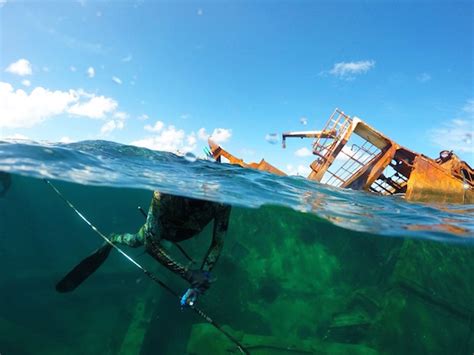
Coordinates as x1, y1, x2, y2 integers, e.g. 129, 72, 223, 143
265, 133, 279, 144
300, 116, 308, 125
184, 152, 197, 162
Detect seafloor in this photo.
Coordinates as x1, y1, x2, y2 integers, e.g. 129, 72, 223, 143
0, 174, 473, 354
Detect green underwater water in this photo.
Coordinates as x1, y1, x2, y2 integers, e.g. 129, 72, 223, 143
0, 174, 473, 355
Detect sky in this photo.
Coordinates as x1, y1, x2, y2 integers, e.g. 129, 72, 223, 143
0, 0, 472, 175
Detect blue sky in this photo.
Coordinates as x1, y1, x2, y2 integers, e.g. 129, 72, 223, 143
0, 0, 472, 174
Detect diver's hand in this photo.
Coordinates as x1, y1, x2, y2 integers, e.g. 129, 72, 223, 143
180, 288, 200, 308
185, 269, 211, 294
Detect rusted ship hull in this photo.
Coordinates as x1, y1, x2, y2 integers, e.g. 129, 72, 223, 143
208, 109, 473, 204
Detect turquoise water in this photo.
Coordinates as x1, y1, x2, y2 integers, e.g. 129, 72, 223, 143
0, 139, 473, 354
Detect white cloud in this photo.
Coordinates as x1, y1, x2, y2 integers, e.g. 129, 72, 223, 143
101, 121, 115, 134
100, 111, 127, 135
286, 164, 311, 176
431, 119, 473, 153
187, 133, 197, 146
112, 76, 122, 85
70, 66, 77, 72
122, 54, 133, 62
430, 100, 474, 153
59, 136, 74, 143
329, 60, 375, 79
5, 59, 32, 76
87, 66, 95, 78
144, 120, 164, 132
134, 123, 230, 154
197, 127, 232, 143
21, 79, 31, 87
2, 133, 29, 140
68, 95, 117, 119
295, 147, 312, 157
417, 72, 431, 83
0, 82, 77, 128
0, 0, 7, 8
101, 119, 124, 135
132, 125, 196, 153
138, 114, 149, 120
113, 111, 128, 120
210, 128, 232, 143
197, 128, 232, 143
300, 117, 308, 125
0, 81, 122, 128
198, 128, 209, 140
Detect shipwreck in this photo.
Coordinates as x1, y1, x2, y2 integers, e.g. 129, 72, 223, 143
208, 108, 473, 204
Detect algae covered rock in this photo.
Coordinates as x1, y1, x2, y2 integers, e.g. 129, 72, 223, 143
369, 239, 474, 354
187, 323, 379, 355
391, 239, 474, 315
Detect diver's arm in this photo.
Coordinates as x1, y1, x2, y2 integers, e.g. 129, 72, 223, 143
146, 238, 190, 280
110, 191, 161, 246
201, 205, 231, 271
144, 191, 190, 280
147, 191, 162, 221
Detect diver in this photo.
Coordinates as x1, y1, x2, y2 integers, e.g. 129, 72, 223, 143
56, 191, 231, 306
0, 172, 12, 198
110, 191, 231, 302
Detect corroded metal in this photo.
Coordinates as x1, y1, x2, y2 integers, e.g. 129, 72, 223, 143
208, 109, 473, 203
208, 139, 287, 176
405, 155, 473, 203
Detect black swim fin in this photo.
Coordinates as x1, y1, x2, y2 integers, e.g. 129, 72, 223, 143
56, 242, 113, 293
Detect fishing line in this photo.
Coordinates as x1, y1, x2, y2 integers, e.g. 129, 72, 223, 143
44, 179, 249, 355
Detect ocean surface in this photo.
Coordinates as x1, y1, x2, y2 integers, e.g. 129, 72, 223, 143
0, 139, 473, 354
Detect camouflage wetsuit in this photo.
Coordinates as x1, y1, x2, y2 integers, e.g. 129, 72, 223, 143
111, 191, 231, 281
